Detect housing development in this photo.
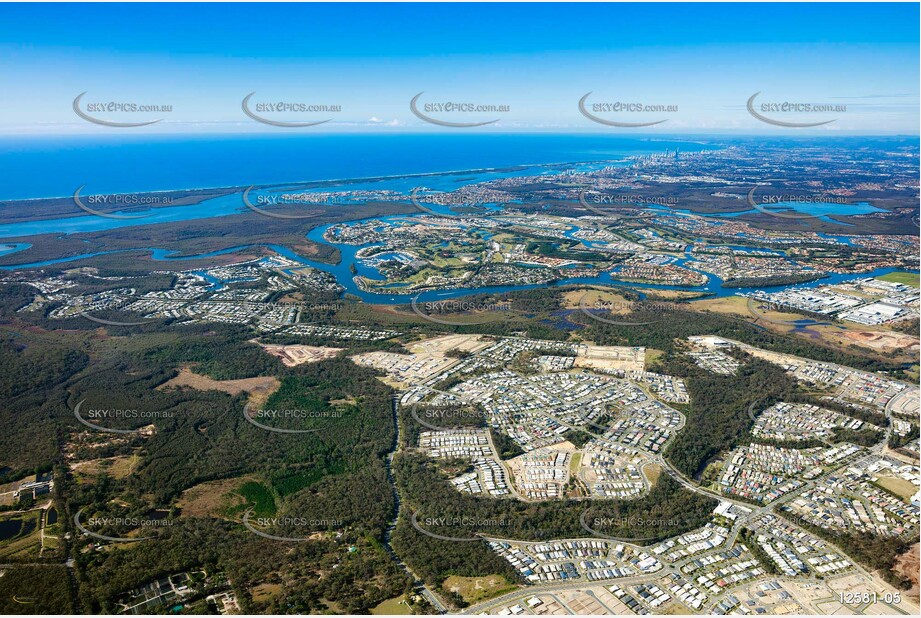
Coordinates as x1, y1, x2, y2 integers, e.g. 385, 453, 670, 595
0, 115, 918, 617
362, 332, 919, 616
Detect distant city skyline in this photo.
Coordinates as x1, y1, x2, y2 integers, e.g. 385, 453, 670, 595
1, 2, 918, 135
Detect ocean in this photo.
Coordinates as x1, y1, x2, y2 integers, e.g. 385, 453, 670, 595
0, 133, 710, 201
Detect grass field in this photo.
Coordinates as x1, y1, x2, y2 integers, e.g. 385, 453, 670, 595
569, 451, 583, 474
177, 474, 256, 518
561, 287, 632, 312
443, 574, 517, 604
645, 289, 710, 301
109, 453, 141, 479
251, 583, 283, 604
371, 595, 412, 615
874, 475, 918, 502
644, 462, 663, 487
877, 271, 920, 288
645, 348, 665, 370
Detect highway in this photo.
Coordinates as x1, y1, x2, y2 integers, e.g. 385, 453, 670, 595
384, 394, 450, 614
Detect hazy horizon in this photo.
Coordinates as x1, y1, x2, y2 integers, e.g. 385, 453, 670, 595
1, 2, 918, 135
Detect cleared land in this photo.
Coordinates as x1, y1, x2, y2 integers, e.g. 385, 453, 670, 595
894, 543, 920, 603
575, 344, 645, 372
697, 294, 919, 361
159, 366, 280, 398
888, 389, 921, 418
351, 350, 459, 388
175, 475, 257, 518
407, 333, 492, 356
256, 343, 343, 367
842, 329, 919, 352
562, 288, 632, 312
443, 575, 517, 604
643, 462, 663, 486
70, 454, 140, 480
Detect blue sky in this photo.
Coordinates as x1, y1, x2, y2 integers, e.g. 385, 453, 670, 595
1, 2, 918, 134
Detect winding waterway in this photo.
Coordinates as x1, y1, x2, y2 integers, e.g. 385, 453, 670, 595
1, 217, 910, 305
0, 161, 916, 305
